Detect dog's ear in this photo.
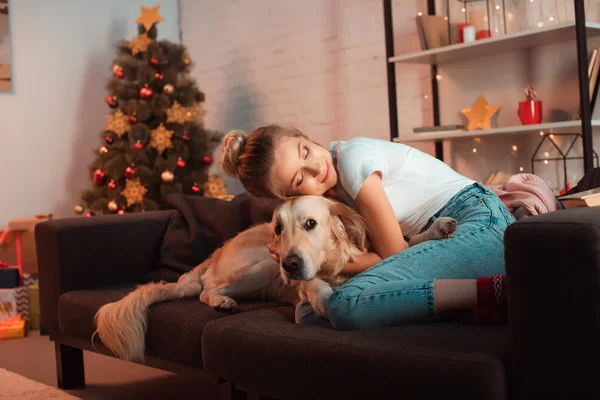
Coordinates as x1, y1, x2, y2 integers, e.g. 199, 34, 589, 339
266, 220, 280, 257
329, 201, 368, 252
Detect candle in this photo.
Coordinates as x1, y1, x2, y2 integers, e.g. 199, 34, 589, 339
463, 26, 476, 43
457, 23, 471, 43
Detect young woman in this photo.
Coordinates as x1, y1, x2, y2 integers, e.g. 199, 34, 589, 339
221, 125, 515, 330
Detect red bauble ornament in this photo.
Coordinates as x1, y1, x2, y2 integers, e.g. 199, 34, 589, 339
125, 165, 135, 179
155, 72, 164, 80
176, 158, 186, 168
105, 95, 118, 108
135, 141, 143, 149
85, 211, 94, 217
191, 183, 201, 193
182, 134, 190, 141
129, 115, 138, 124
113, 64, 124, 78
150, 57, 160, 65
93, 169, 105, 185
105, 136, 114, 145
140, 86, 154, 99
117, 210, 125, 215
108, 180, 117, 190
202, 155, 214, 165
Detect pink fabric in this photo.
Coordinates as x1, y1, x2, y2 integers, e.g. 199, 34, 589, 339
489, 173, 557, 218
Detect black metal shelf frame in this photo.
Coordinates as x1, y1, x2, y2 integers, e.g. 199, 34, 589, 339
383, 0, 594, 175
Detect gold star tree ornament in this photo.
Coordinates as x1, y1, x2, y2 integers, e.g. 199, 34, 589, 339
150, 123, 174, 154
128, 33, 152, 55
105, 110, 131, 137
121, 179, 148, 206
461, 94, 500, 131
166, 101, 207, 124
136, 5, 164, 31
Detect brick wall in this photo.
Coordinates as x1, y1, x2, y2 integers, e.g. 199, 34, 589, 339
181, 0, 599, 194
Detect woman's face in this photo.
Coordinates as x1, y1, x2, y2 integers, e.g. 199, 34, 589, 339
270, 136, 337, 197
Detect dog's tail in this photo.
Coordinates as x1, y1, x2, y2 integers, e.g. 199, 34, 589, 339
93, 268, 204, 363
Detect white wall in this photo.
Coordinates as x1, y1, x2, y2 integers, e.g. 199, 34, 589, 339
0, 0, 180, 228
181, 0, 600, 195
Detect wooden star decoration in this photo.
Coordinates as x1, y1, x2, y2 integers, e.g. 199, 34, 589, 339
166, 101, 194, 124
128, 33, 152, 55
150, 123, 174, 154
121, 179, 148, 206
461, 94, 500, 131
136, 5, 164, 32
105, 110, 131, 137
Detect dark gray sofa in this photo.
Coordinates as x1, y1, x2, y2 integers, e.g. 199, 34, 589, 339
35, 193, 600, 399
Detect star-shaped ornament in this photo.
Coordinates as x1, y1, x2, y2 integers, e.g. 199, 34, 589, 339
150, 123, 174, 154
128, 33, 152, 55
105, 110, 131, 137
461, 94, 500, 131
136, 5, 164, 32
166, 101, 199, 124
121, 179, 148, 206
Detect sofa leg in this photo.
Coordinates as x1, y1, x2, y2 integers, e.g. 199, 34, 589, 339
54, 343, 85, 389
218, 379, 247, 400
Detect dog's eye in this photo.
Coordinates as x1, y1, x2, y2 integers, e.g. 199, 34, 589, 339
275, 224, 282, 235
305, 219, 317, 230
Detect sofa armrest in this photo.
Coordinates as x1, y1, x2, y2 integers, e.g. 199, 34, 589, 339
505, 208, 600, 399
36, 210, 174, 334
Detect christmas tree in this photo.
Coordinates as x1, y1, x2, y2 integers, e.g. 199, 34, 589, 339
75, 5, 220, 216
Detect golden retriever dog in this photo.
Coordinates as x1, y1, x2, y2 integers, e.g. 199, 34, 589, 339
94, 195, 455, 362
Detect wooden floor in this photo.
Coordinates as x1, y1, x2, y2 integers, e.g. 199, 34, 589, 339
0, 330, 220, 400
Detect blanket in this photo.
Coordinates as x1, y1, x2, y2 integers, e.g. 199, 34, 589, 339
489, 173, 559, 219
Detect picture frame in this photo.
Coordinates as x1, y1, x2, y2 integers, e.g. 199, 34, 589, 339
0, 0, 12, 92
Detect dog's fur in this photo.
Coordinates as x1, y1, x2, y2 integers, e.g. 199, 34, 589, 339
94, 196, 455, 362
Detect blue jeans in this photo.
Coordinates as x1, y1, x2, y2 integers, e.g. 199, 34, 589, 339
295, 182, 516, 330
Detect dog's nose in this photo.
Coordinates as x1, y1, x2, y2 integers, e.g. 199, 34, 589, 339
282, 254, 303, 273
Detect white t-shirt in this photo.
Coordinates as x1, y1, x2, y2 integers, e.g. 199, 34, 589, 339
330, 138, 474, 238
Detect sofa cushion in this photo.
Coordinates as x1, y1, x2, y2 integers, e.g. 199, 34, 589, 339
155, 193, 282, 280
58, 286, 286, 369
202, 307, 511, 400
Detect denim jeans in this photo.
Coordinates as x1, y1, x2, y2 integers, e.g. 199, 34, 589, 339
295, 182, 516, 330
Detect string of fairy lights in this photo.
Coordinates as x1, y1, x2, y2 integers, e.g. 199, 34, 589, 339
414, 1, 566, 173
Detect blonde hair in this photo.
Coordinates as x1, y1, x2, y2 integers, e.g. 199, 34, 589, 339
220, 125, 308, 198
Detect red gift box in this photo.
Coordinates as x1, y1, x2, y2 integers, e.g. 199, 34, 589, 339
0, 214, 52, 282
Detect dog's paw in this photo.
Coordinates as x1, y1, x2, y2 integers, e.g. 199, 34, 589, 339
309, 285, 334, 318
209, 295, 238, 312
432, 217, 457, 239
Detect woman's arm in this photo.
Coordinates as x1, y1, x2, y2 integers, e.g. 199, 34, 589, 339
341, 252, 382, 276
355, 172, 407, 259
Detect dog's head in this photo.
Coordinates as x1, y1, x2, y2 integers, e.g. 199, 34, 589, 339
268, 196, 368, 284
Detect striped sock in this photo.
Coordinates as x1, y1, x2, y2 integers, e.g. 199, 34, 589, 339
477, 274, 508, 308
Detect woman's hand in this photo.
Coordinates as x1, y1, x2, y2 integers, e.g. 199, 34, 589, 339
355, 172, 407, 259
268, 247, 280, 263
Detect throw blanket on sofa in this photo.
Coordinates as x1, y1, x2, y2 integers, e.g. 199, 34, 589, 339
488, 173, 558, 220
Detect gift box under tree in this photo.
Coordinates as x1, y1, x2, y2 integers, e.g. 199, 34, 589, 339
0, 286, 28, 322
0, 315, 26, 340
0, 215, 51, 278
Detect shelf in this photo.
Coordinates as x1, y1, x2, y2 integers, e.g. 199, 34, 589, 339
389, 22, 600, 65
394, 120, 600, 143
